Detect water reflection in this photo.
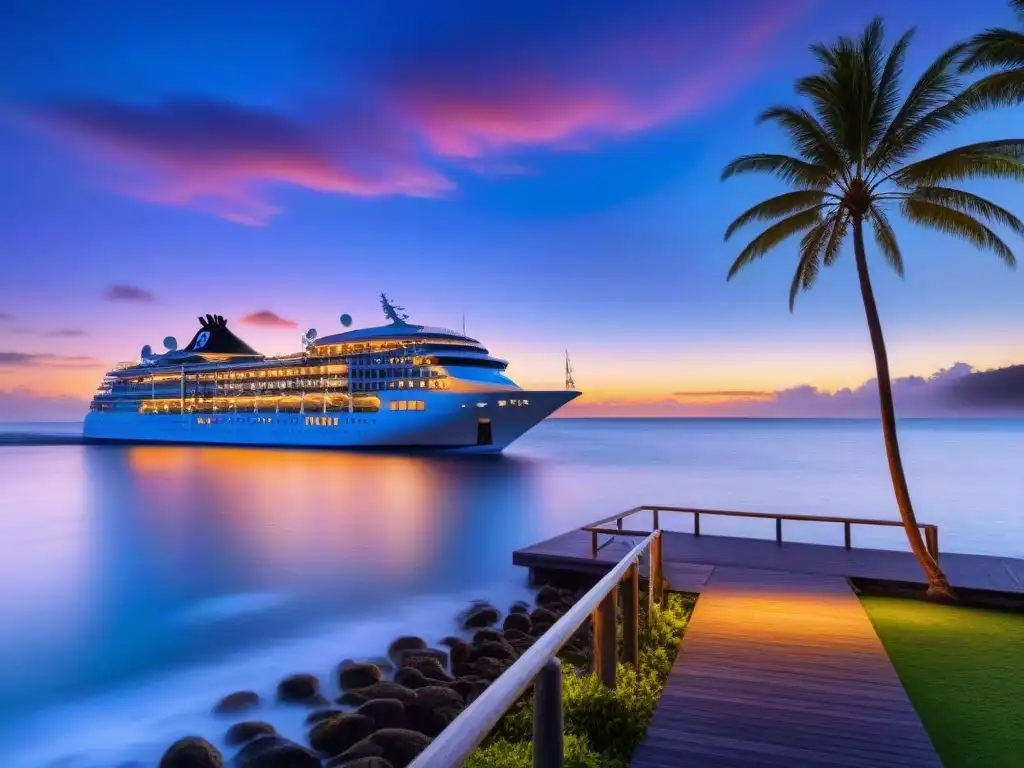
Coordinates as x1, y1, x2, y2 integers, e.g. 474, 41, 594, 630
0, 444, 540, 721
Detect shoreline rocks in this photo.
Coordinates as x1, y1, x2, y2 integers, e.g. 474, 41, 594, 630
160, 581, 592, 768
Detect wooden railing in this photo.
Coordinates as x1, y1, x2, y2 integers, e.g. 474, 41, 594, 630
409, 531, 665, 768
582, 505, 940, 562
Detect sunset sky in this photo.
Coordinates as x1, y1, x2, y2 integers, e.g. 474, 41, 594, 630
1, 0, 1022, 418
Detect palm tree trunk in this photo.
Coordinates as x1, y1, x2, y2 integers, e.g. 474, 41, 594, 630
851, 216, 955, 601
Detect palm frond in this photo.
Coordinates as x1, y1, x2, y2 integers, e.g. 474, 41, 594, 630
720, 154, 834, 188
959, 28, 1024, 72
958, 69, 1024, 109
866, 43, 965, 175
789, 216, 835, 310
867, 28, 914, 152
822, 209, 849, 266
756, 107, 846, 172
903, 186, 1024, 235
724, 191, 828, 241
796, 33, 866, 163
727, 208, 823, 280
892, 140, 1024, 186
901, 198, 1017, 267
869, 206, 904, 276
1017, 0, 1024, 25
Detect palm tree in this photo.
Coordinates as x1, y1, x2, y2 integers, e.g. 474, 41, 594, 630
721, 18, 1024, 600
960, 0, 1024, 108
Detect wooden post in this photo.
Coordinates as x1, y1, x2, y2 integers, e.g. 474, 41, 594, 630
533, 659, 563, 768
592, 590, 618, 688
617, 517, 624, 531
694, 511, 701, 537
775, 518, 783, 545
652, 508, 660, 530
590, 529, 597, 558
622, 562, 639, 667
650, 532, 664, 610
844, 521, 851, 550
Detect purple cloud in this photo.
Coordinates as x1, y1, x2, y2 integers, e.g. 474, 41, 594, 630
0, 352, 99, 368
240, 310, 298, 329
105, 284, 156, 302
13, 0, 808, 224
45, 328, 87, 338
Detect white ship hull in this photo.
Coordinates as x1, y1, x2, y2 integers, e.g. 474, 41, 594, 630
83, 390, 578, 453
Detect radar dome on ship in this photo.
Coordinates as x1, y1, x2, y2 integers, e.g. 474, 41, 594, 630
163, 336, 178, 351
305, 328, 317, 340
141, 344, 153, 358
340, 314, 353, 327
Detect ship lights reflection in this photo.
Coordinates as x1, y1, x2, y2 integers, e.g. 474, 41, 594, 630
124, 446, 440, 581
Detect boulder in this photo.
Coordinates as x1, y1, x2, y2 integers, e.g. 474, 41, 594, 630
276, 673, 321, 704
467, 656, 509, 681
460, 604, 500, 629
309, 713, 377, 757
337, 682, 418, 706
502, 612, 532, 634
225, 721, 276, 747
233, 735, 321, 768
404, 686, 464, 737
448, 641, 473, 676
213, 691, 260, 715
393, 667, 430, 690
396, 647, 447, 668
535, 585, 562, 607
335, 728, 432, 768
159, 737, 223, 768
509, 600, 531, 614
338, 661, 383, 691
530, 606, 559, 632
325, 758, 393, 768
356, 698, 411, 730
399, 654, 452, 683
470, 641, 517, 663
447, 676, 488, 702
306, 707, 344, 725
386, 636, 427, 664
471, 629, 509, 647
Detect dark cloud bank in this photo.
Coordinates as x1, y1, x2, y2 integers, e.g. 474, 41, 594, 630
697, 363, 1024, 418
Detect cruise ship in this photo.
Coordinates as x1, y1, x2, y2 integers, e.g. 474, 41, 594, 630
83, 295, 580, 452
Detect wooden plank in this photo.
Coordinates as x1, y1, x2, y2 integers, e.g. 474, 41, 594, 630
513, 529, 1024, 596
630, 567, 942, 768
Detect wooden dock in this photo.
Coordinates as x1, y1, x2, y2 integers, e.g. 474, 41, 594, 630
630, 567, 942, 767
512, 506, 1024, 767
514, 528, 1024, 595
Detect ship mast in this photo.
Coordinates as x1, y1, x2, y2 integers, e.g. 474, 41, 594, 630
565, 349, 575, 390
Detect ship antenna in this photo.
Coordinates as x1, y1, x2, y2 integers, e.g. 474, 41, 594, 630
462, 312, 466, 336
565, 349, 576, 390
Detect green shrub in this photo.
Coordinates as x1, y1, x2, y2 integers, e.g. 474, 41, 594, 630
464, 733, 622, 768
480, 592, 695, 765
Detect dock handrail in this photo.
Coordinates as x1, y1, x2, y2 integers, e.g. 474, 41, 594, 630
409, 530, 662, 768
582, 505, 940, 561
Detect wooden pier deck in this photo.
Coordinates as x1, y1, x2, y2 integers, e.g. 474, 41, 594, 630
630, 566, 942, 767
514, 529, 1024, 595
514, 508, 1024, 767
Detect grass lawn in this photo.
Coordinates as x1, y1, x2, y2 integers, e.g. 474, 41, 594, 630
862, 596, 1024, 768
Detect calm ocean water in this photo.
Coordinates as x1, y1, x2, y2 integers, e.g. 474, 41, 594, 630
0, 417, 1021, 766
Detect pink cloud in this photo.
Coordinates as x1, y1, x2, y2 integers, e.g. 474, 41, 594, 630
105, 284, 156, 302
13, 1, 808, 224
240, 310, 298, 329
22, 100, 454, 225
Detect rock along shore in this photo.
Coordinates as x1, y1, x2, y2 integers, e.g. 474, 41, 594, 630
159, 584, 592, 768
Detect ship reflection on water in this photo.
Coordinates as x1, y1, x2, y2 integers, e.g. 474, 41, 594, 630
0, 443, 543, 724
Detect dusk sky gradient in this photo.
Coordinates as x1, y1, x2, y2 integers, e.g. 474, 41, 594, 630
1, 0, 1022, 418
